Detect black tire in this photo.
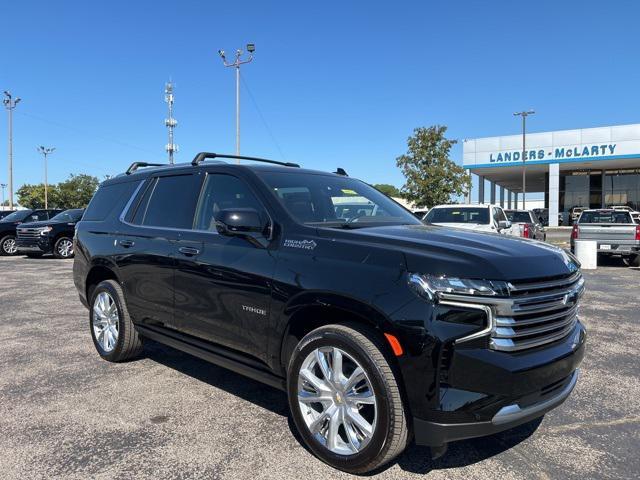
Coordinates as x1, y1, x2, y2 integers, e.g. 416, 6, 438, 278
287, 324, 409, 474
89, 280, 143, 362
0, 235, 18, 256
25, 252, 44, 258
623, 254, 640, 268
53, 236, 74, 259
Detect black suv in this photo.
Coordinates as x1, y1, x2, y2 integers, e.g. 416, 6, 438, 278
73, 153, 586, 474
16, 208, 84, 258
0, 209, 63, 255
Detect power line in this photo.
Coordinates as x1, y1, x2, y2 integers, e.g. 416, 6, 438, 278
16, 110, 157, 155
240, 75, 287, 161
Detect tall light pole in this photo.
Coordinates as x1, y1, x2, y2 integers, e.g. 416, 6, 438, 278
0, 183, 6, 210
164, 81, 178, 164
37, 146, 55, 209
513, 110, 535, 209
3, 91, 21, 209
217, 43, 255, 161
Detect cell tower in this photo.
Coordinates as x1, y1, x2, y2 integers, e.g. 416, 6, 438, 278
164, 81, 178, 164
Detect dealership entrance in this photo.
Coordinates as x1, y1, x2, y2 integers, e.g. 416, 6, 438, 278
463, 123, 640, 225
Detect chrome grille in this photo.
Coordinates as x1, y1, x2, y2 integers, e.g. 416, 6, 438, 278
17, 228, 41, 239
491, 272, 584, 352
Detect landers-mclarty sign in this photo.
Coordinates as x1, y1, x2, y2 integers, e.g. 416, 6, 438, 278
489, 143, 617, 163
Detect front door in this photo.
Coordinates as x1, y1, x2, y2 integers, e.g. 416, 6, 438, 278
173, 172, 276, 363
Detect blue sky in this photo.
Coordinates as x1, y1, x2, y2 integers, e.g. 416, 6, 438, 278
1, 0, 639, 201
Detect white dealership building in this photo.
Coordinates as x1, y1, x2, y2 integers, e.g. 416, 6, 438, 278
463, 123, 640, 225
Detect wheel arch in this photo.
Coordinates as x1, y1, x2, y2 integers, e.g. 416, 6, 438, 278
277, 292, 399, 373
85, 262, 121, 302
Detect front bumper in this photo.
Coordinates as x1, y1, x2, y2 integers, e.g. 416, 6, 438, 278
414, 369, 579, 446
16, 236, 52, 253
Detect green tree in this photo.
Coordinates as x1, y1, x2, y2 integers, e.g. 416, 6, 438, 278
57, 174, 100, 208
372, 184, 402, 198
16, 174, 99, 209
396, 126, 471, 208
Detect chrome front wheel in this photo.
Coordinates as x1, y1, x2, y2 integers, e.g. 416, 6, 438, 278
92, 291, 119, 353
54, 237, 74, 258
1, 236, 17, 255
297, 346, 377, 455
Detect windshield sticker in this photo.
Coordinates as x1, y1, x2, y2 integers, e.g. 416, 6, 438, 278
284, 239, 317, 250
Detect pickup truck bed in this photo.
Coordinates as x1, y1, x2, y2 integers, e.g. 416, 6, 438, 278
571, 210, 640, 264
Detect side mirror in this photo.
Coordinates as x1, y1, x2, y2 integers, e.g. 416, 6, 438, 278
215, 208, 265, 236
498, 220, 511, 230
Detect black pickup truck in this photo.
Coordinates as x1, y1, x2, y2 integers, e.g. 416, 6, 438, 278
73, 153, 586, 474
16, 208, 84, 258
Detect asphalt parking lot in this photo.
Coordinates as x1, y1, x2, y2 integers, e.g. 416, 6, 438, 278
0, 256, 638, 480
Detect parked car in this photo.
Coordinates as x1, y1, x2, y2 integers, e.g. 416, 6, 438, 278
73, 154, 585, 473
505, 209, 546, 240
423, 204, 512, 234
569, 206, 586, 225
0, 208, 63, 256
412, 209, 429, 220
0, 210, 17, 220
571, 209, 640, 267
16, 208, 84, 258
611, 205, 640, 224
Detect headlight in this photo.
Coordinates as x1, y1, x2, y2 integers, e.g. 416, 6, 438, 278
409, 273, 510, 301
38, 226, 53, 236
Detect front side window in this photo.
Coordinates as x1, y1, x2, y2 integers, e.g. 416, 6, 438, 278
131, 174, 202, 229
194, 174, 265, 231
425, 207, 490, 224
258, 172, 420, 228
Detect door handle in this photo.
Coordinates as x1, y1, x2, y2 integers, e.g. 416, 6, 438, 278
178, 246, 200, 256
118, 240, 135, 248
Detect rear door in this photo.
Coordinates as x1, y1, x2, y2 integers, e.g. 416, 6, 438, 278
172, 170, 276, 363
115, 171, 203, 330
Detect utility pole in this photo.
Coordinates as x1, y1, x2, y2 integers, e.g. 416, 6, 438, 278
217, 43, 255, 160
0, 183, 6, 210
513, 110, 535, 209
164, 81, 178, 164
3, 91, 21, 209
37, 146, 55, 209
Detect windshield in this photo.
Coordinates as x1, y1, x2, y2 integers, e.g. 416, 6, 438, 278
0, 210, 32, 222
258, 172, 421, 227
579, 211, 633, 224
425, 207, 489, 224
506, 211, 533, 223
51, 209, 84, 223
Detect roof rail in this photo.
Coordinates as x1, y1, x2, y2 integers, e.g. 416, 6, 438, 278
191, 152, 300, 168
126, 162, 166, 175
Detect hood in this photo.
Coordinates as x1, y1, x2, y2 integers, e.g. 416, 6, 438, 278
16, 220, 68, 229
317, 224, 577, 282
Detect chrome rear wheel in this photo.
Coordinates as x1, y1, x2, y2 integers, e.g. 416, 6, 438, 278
92, 291, 119, 353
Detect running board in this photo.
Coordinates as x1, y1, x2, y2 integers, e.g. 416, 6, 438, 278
136, 325, 286, 391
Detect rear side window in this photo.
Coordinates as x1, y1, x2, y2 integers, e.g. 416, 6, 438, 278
132, 174, 202, 229
83, 181, 139, 221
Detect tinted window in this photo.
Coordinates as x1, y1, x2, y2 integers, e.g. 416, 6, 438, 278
0, 210, 33, 222
506, 211, 532, 223
259, 172, 420, 226
84, 181, 140, 221
51, 209, 84, 222
494, 208, 508, 223
194, 174, 265, 231
139, 174, 201, 229
425, 207, 489, 224
579, 211, 633, 224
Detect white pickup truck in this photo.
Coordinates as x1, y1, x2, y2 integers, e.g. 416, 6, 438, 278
571, 209, 640, 267
423, 204, 512, 234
